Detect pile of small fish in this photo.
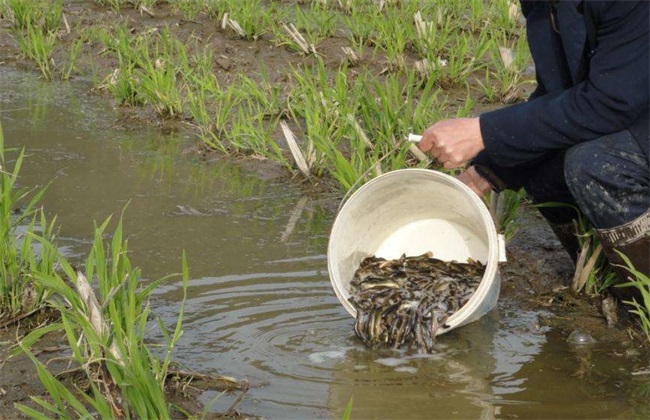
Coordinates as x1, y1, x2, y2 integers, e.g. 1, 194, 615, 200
347, 252, 485, 353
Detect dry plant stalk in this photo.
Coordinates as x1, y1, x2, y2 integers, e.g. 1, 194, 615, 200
280, 121, 310, 177
572, 243, 603, 293
139, 5, 156, 18
414, 11, 433, 42
62, 13, 71, 34
341, 47, 359, 66
75, 271, 124, 366
221, 13, 246, 38
282, 23, 316, 55
499, 47, 515, 70
509, 1, 520, 23
409, 144, 428, 162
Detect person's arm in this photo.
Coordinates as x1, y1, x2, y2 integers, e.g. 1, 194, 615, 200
479, 1, 649, 168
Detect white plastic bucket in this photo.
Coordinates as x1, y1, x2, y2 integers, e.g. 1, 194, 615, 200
327, 169, 505, 334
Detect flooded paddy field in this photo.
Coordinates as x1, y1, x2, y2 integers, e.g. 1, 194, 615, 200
1, 65, 648, 419
1, 0, 649, 417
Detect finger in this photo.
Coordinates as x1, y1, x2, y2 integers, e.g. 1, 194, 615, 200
443, 156, 464, 169
417, 135, 435, 153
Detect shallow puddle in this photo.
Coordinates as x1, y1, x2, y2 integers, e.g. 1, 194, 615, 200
1, 69, 648, 419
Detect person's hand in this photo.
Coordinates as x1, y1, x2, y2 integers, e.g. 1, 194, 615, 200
456, 166, 492, 198
418, 118, 485, 168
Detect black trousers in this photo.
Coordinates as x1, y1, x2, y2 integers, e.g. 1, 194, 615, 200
479, 130, 649, 229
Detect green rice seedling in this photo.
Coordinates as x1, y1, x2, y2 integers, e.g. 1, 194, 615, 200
210, 85, 245, 151
487, 0, 521, 37
287, 59, 363, 177
185, 77, 216, 130
371, 2, 419, 71
132, 0, 157, 9
15, 214, 189, 418
137, 62, 185, 118
342, 397, 353, 420
476, 34, 533, 104
96, 25, 190, 115
101, 57, 143, 106
303, 69, 448, 190
373, 0, 419, 44
186, 72, 246, 153
184, 49, 219, 130
218, 0, 274, 40
93, 24, 134, 59
61, 36, 84, 81
455, 89, 476, 118
0, 124, 57, 321
227, 101, 285, 161
14, 21, 57, 80
42, 0, 62, 34
413, 9, 455, 59
466, 0, 487, 32
10, 0, 62, 81
94, 0, 130, 11
169, 0, 206, 19
295, 1, 339, 38
615, 252, 650, 342
355, 70, 445, 160
342, 2, 380, 50
6, 0, 38, 31
8, 0, 62, 33
235, 72, 284, 119
435, 28, 491, 88
490, 188, 528, 242
93, 25, 144, 104
134, 28, 189, 117
286, 88, 346, 178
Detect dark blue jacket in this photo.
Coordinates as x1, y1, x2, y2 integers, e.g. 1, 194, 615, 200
475, 0, 649, 175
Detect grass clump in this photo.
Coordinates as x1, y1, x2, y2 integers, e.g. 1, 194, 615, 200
5, 0, 63, 80
15, 214, 189, 418
0, 124, 58, 322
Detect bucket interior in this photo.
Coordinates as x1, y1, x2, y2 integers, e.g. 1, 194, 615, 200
328, 169, 498, 322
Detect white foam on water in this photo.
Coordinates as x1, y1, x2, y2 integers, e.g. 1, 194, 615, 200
308, 349, 347, 364
375, 357, 409, 367
394, 366, 418, 374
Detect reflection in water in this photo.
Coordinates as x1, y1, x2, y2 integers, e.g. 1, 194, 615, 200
1, 68, 648, 419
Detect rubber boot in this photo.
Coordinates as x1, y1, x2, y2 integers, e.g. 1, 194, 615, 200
549, 221, 581, 264
596, 210, 650, 304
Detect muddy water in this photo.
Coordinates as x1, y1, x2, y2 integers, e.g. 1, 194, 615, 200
2, 68, 648, 419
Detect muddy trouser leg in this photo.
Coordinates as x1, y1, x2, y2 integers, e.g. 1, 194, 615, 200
474, 152, 582, 262
564, 130, 650, 302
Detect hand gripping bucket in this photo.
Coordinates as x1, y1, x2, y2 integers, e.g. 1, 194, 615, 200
327, 169, 506, 334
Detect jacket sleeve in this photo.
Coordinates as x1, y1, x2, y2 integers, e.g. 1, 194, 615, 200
478, 1, 649, 168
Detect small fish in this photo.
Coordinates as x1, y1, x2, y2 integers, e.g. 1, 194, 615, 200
348, 252, 485, 353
